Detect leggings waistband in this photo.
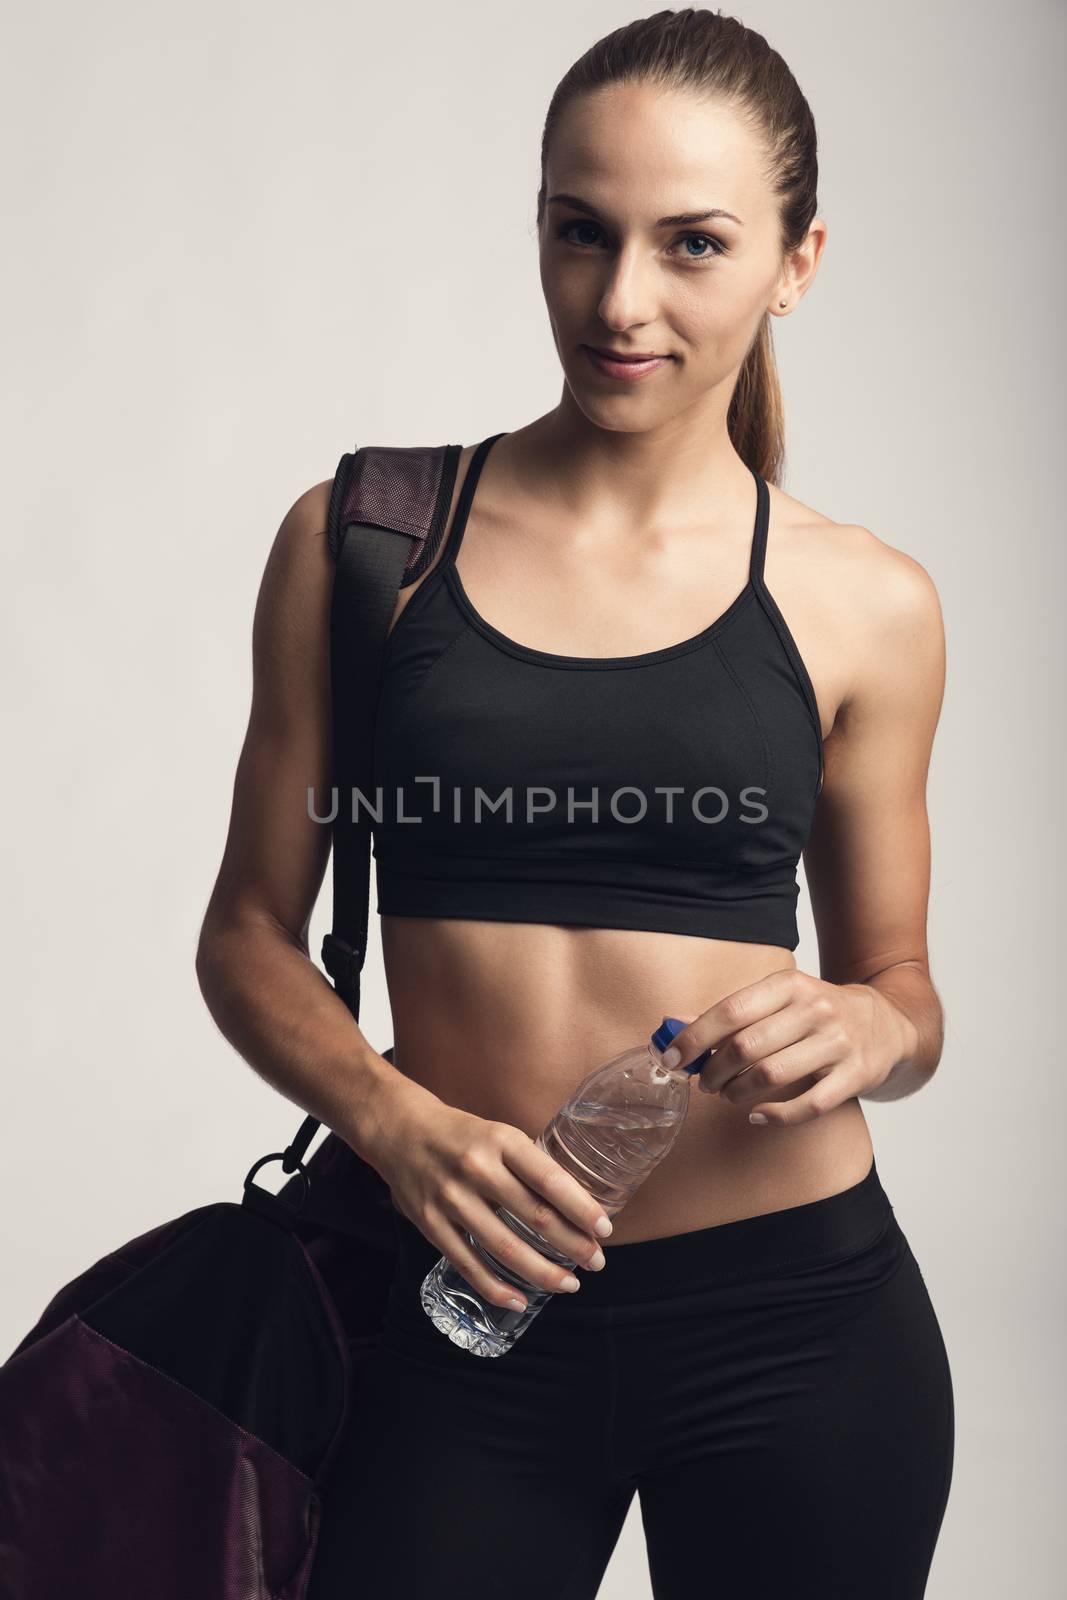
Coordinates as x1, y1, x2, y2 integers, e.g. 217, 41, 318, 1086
390, 1156, 895, 1307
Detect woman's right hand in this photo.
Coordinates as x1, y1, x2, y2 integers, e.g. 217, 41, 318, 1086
359, 1078, 613, 1310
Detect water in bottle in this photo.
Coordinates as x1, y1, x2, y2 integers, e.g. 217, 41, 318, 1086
419, 1016, 711, 1357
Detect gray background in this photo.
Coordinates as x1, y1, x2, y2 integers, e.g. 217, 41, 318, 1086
3, 1, 1064, 1593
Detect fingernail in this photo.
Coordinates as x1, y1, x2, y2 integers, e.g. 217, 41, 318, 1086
661, 1046, 681, 1069
589, 1248, 606, 1271
560, 1274, 581, 1292
595, 1216, 613, 1238
507, 1297, 527, 1311
750, 1113, 768, 1124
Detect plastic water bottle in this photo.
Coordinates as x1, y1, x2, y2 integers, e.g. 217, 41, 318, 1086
419, 1017, 711, 1357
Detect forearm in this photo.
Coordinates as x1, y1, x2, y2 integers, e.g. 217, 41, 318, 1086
195, 912, 428, 1167
854, 959, 944, 1102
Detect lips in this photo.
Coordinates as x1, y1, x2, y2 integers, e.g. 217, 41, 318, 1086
582, 346, 671, 382
587, 347, 665, 362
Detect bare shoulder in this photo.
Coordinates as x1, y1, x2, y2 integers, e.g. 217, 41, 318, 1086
264, 477, 333, 579
830, 514, 941, 639
251, 479, 335, 706
827, 515, 944, 695
257, 478, 334, 613
771, 481, 940, 613
767, 482, 945, 709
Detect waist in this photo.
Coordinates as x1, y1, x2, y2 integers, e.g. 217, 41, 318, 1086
379, 912, 800, 1102
377, 912, 873, 1241
390, 1155, 896, 1309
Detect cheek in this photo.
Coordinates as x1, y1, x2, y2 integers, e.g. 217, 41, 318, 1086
539, 255, 589, 322
677, 286, 768, 370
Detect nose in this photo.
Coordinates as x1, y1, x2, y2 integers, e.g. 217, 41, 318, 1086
595, 244, 661, 333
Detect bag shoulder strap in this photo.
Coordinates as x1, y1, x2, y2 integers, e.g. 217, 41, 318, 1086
281, 441, 461, 1174
327, 443, 461, 587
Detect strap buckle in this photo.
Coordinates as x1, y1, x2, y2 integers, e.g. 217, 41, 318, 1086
321, 932, 364, 984
321, 933, 364, 1018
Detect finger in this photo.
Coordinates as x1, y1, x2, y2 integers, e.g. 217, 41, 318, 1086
716, 1041, 833, 1105
493, 1168, 608, 1272
456, 1194, 587, 1299
702, 1009, 814, 1095
426, 1210, 534, 1311
701, 1062, 756, 1099
503, 1135, 614, 1242
745, 1067, 855, 1127
665, 968, 807, 1069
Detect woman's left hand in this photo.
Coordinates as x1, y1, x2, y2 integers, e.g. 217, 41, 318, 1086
663, 968, 915, 1125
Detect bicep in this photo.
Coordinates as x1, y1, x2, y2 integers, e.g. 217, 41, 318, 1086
200, 478, 336, 951
803, 542, 946, 985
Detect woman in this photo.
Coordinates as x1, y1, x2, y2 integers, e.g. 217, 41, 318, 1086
197, 10, 954, 1597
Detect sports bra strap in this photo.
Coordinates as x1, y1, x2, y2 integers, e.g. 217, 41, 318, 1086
433, 432, 507, 573
432, 440, 770, 597
748, 469, 770, 588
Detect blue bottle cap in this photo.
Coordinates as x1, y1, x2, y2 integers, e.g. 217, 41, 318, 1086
650, 1016, 712, 1074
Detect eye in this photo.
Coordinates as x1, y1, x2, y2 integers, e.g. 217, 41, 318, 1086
554, 219, 727, 265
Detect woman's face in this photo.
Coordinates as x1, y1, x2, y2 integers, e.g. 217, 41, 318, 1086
538, 82, 818, 429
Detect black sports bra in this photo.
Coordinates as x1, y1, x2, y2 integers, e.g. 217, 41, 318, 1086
370, 433, 825, 951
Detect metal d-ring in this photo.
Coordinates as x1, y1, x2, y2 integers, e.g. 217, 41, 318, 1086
243, 1149, 311, 1213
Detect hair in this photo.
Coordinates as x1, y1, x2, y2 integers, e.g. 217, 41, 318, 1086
536, 8, 819, 486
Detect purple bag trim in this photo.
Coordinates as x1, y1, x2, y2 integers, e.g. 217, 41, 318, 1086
327, 442, 458, 585
0, 1197, 365, 1598
1, 1313, 322, 1599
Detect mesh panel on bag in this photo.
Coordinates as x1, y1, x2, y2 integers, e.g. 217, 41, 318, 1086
328, 443, 459, 585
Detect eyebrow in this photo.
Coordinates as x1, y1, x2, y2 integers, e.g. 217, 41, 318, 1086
547, 193, 744, 227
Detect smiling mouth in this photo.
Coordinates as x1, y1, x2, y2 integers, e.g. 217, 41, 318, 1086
585, 347, 669, 362
582, 347, 672, 381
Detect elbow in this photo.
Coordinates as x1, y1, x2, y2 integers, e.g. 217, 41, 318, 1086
195, 904, 307, 1010
195, 918, 231, 1014
194, 904, 251, 1008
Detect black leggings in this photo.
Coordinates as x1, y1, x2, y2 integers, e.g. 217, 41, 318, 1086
308, 1158, 954, 1599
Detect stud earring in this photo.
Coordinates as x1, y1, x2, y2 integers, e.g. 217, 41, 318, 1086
778, 299, 788, 308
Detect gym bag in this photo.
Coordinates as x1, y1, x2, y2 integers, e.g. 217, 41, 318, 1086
0, 440, 468, 1598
